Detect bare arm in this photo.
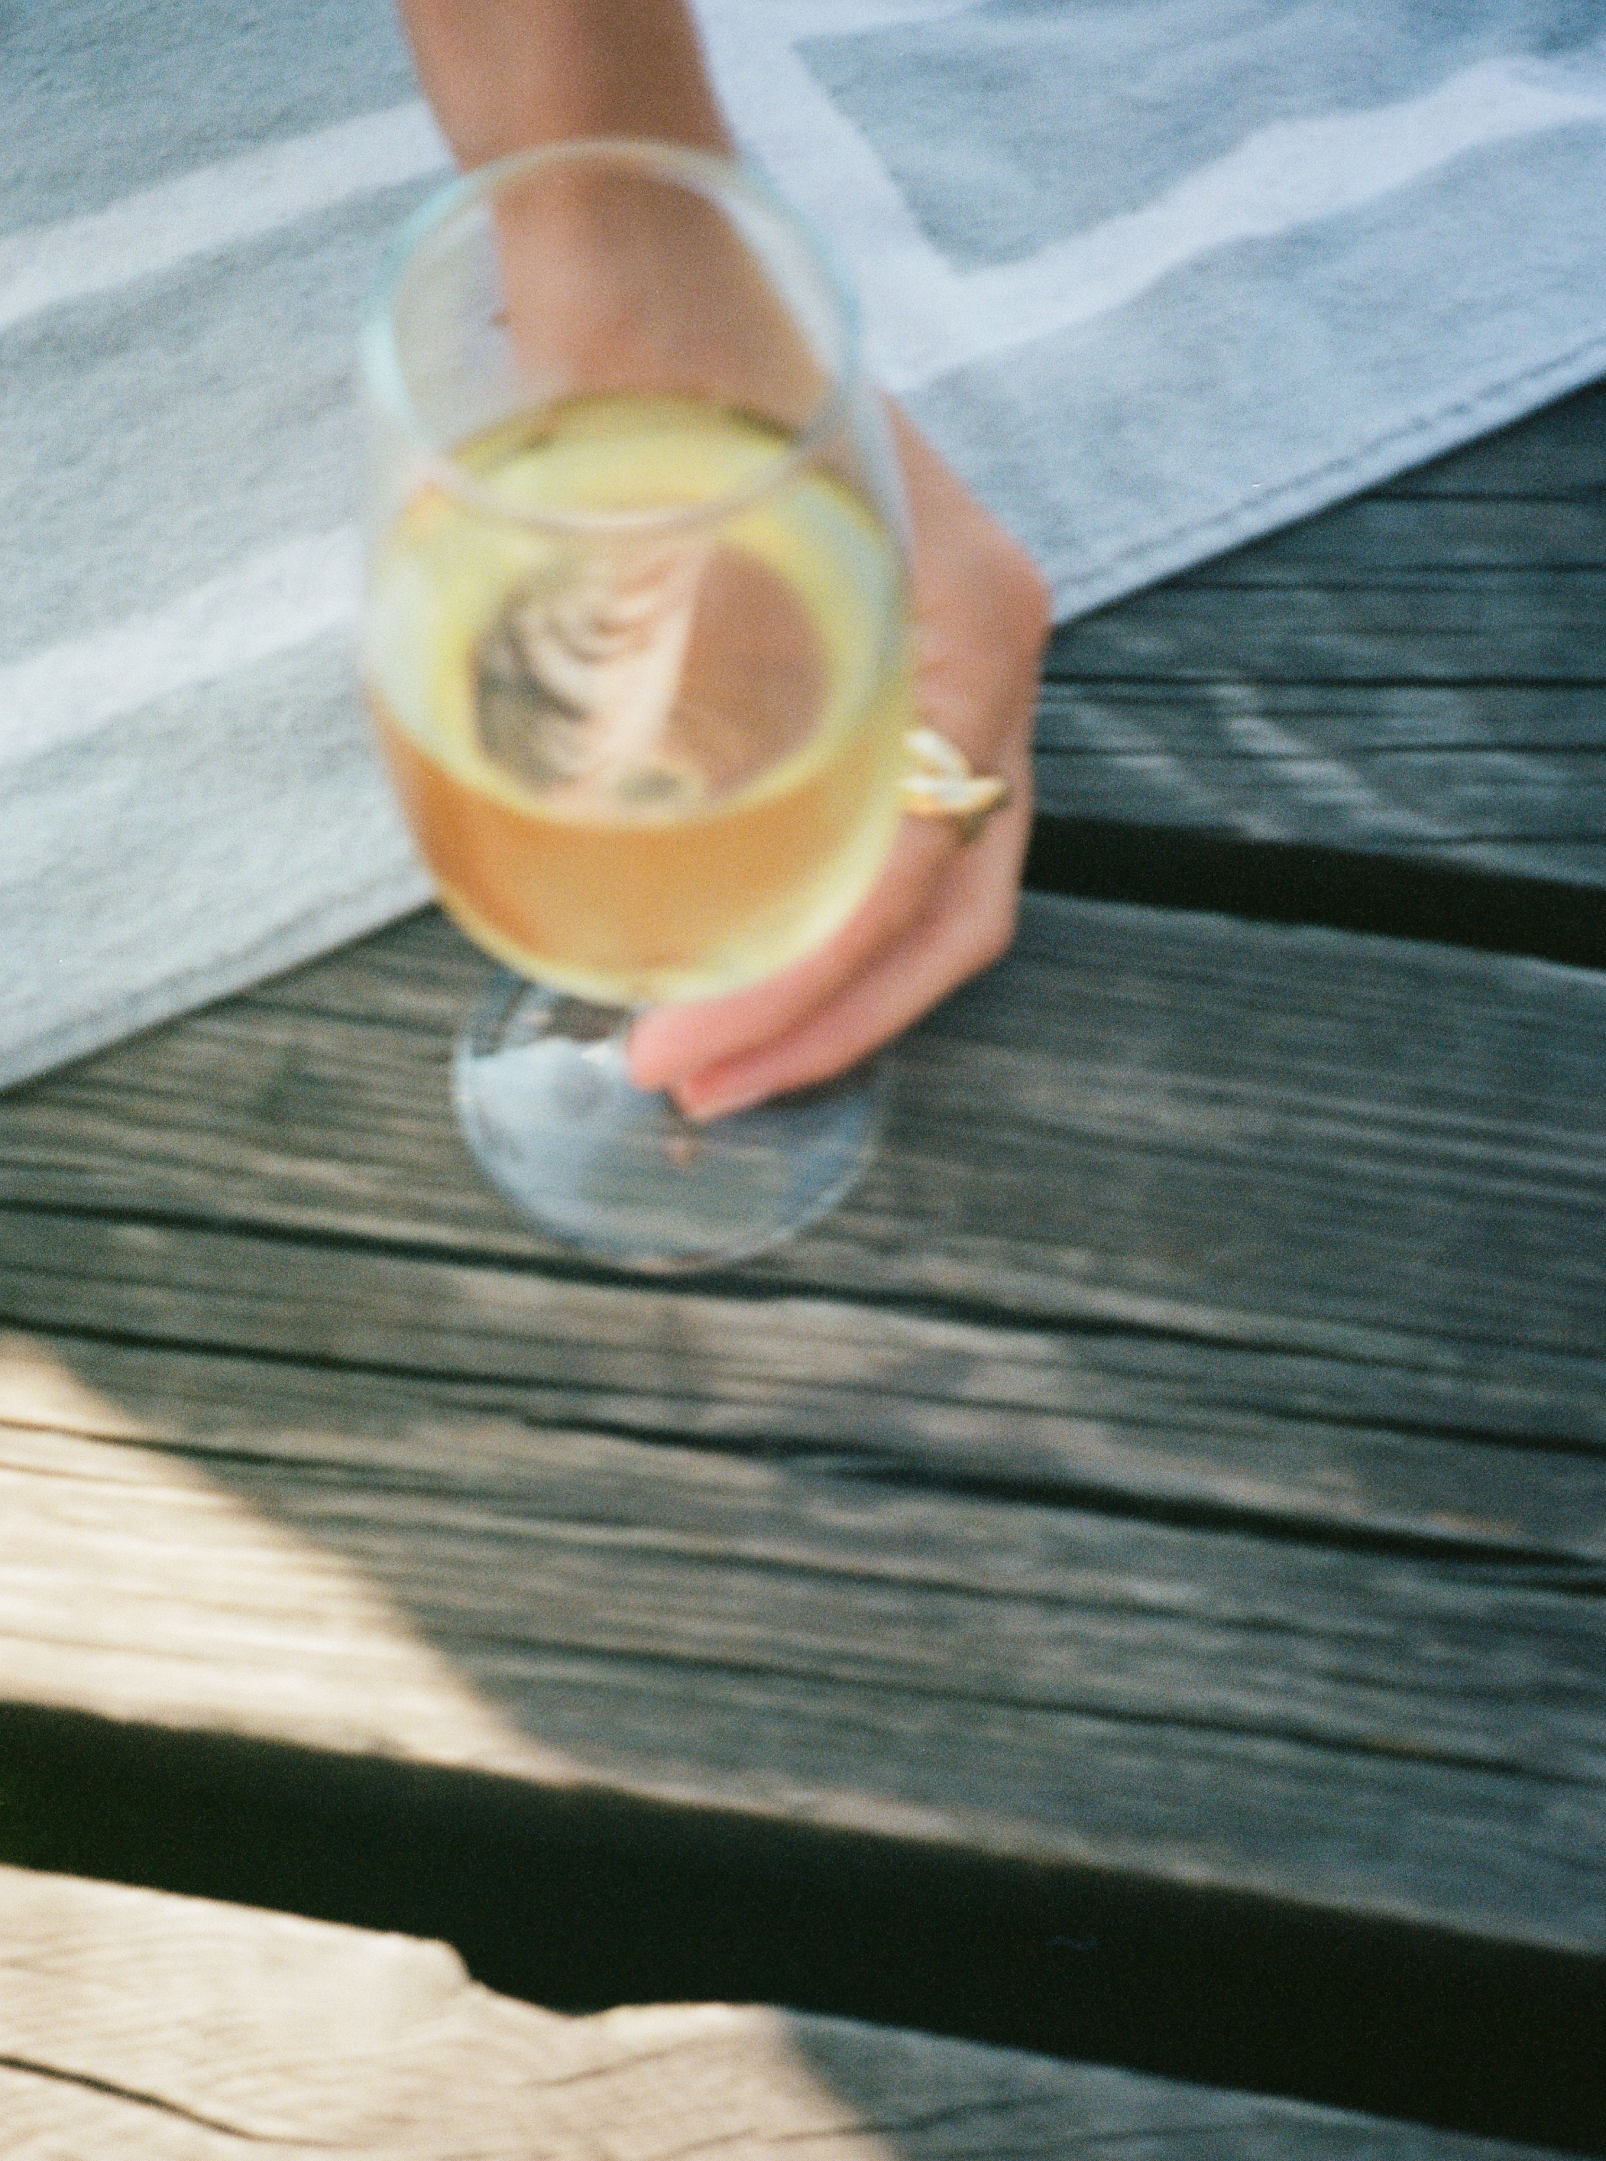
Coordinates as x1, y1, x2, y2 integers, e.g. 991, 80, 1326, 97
396, 0, 1051, 1116
399, 0, 730, 164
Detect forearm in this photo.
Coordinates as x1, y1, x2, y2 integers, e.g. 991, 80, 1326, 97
399, 0, 732, 167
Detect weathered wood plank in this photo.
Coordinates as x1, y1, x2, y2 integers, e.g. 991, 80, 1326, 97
1, 1372, 1601, 1951
5, 1241, 1605, 1559
1380, 379, 1606, 498
4, 1214, 1605, 1554
5, 898, 1604, 1368
1079, 576, 1606, 667
1, 1867, 1553, 2161
1037, 377, 1606, 888
1036, 683, 1606, 873
1182, 498, 1606, 575
1043, 683, 1606, 757
1, 898, 1603, 1954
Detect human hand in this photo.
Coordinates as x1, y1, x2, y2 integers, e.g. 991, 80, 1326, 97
627, 405, 1051, 1119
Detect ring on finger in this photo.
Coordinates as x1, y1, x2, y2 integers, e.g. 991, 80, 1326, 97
900, 727, 1012, 843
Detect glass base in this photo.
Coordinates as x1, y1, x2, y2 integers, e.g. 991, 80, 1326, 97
452, 972, 884, 1272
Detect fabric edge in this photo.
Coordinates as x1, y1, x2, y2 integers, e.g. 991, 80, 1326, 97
1036, 330, 1606, 623
0, 861, 435, 1096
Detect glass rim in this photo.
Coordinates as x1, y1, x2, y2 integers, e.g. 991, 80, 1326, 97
359, 136, 867, 542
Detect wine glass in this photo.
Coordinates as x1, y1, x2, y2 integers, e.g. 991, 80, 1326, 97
358, 140, 911, 1271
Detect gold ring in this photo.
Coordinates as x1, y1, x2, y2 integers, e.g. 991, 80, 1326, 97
900, 727, 1012, 844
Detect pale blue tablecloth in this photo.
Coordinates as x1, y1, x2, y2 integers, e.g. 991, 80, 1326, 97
4, 0, 1606, 1085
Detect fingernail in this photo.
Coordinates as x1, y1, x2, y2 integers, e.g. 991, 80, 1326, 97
673, 1073, 767, 1123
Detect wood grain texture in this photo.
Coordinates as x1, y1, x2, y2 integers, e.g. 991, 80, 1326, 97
0, 898, 1602, 1952
2, 1399, 1601, 1948
0, 1866, 1564, 2159
5, 896, 1603, 1364
1037, 378, 1606, 886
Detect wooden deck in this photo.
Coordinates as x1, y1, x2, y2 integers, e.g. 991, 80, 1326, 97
2, 381, 1604, 2156
1, 1865, 1569, 2161
1037, 378, 1606, 895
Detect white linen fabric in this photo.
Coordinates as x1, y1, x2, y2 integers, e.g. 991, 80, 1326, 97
4, 0, 1606, 1086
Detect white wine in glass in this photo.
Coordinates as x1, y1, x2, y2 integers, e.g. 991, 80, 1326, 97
360, 142, 911, 1269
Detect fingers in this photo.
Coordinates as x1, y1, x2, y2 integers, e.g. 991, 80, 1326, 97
630, 406, 1050, 1116
629, 776, 1029, 1113
647, 790, 1028, 1117
626, 818, 949, 1094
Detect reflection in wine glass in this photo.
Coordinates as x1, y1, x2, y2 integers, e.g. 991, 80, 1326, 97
359, 141, 911, 1270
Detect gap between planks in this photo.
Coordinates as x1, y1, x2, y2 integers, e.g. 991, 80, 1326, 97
0, 1865, 1568, 2161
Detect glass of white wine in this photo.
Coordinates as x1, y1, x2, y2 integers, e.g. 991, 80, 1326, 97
359, 140, 913, 1271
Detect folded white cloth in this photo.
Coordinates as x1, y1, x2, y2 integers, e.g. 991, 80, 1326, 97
5, 0, 1606, 1086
